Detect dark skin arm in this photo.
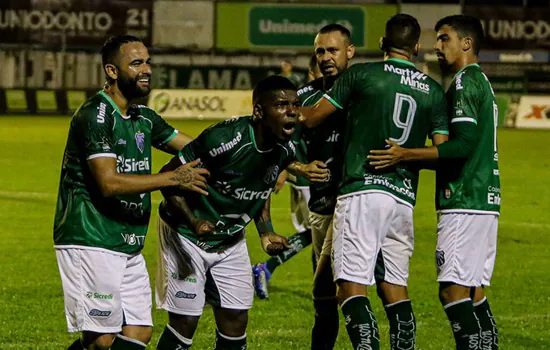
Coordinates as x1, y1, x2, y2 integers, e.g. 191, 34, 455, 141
159, 157, 214, 235
298, 97, 338, 128
88, 157, 209, 198
286, 160, 330, 182
254, 197, 292, 255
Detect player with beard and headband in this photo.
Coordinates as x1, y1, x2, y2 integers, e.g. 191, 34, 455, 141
300, 14, 449, 349
154, 76, 298, 350
54, 35, 209, 350
369, 15, 501, 350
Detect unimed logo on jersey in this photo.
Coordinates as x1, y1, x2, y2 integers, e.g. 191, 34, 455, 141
384, 64, 430, 93
208, 132, 242, 157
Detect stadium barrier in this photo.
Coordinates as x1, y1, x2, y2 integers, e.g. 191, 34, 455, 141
0, 89, 97, 115
515, 96, 550, 129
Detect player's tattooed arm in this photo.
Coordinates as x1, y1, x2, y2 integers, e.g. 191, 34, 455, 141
159, 156, 210, 195
287, 160, 330, 183
255, 197, 292, 256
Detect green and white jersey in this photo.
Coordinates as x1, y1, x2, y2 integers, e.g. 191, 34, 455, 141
54, 91, 177, 255
324, 59, 449, 207
159, 116, 296, 251
298, 78, 345, 214
437, 64, 501, 215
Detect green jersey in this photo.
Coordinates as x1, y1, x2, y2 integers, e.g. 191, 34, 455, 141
298, 78, 345, 214
159, 116, 296, 251
54, 91, 178, 255
436, 64, 501, 215
324, 59, 449, 207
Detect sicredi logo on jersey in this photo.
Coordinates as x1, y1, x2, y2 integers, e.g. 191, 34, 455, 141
209, 132, 242, 157
117, 156, 150, 173
384, 64, 430, 93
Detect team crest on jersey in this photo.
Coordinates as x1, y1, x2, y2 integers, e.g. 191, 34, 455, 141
135, 131, 145, 153
436, 250, 445, 268
263, 165, 280, 184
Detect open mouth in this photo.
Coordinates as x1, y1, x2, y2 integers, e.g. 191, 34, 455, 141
282, 121, 296, 136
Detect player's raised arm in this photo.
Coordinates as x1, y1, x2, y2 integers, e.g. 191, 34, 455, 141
254, 197, 292, 256
299, 98, 338, 128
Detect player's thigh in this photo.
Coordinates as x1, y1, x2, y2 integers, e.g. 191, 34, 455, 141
290, 185, 311, 231
309, 211, 333, 260
213, 307, 248, 337
436, 213, 496, 287
482, 217, 499, 286
120, 254, 152, 330
207, 239, 253, 311
156, 218, 208, 317
375, 203, 414, 287
332, 192, 396, 286
56, 248, 126, 334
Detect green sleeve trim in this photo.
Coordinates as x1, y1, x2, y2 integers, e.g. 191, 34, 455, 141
322, 93, 343, 109
432, 130, 449, 135
160, 129, 178, 145
177, 150, 187, 165
451, 117, 477, 125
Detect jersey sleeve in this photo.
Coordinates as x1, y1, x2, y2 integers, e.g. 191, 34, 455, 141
430, 84, 449, 136
149, 110, 178, 148
451, 73, 480, 126
75, 105, 115, 161
323, 63, 363, 109
177, 128, 211, 166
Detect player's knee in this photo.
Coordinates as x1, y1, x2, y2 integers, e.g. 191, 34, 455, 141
82, 332, 115, 350
122, 326, 153, 344
215, 309, 248, 337
376, 280, 409, 305
168, 312, 200, 340
439, 282, 470, 305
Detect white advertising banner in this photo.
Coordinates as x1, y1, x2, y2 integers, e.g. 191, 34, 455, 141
516, 95, 550, 129
153, 1, 214, 49
148, 89, 252, 119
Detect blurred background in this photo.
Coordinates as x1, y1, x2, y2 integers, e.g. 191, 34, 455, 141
1, 0, 550, 129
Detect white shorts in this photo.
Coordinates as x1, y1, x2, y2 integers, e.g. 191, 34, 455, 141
436, 213, 498, 287
309, 211, 333, 259
289, 184, 311, 232
156, 218, 253, 316
56, 248, 153, 333
332, 192, 414, 286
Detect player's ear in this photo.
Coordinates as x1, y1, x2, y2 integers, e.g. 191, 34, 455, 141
347, 44, 355, 60
413, 43, 420, 56
253, 103, 263, 121
462, 37, 472, 52
105, 64, 118, 81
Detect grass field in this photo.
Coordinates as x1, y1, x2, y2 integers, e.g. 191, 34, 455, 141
0, 116, 549, 349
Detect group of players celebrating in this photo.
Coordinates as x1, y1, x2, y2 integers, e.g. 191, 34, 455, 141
53, 12, 501, 350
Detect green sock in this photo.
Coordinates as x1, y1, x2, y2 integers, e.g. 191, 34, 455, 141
444, 298, 482, 350
67, 339, 83, 350
213, 330, 247, 349
311, 298, 339, 350
341, 296, 380, 350
110, 335, 146, 350
157, 325, 193, 349
474, 297, 498, 350
384, 299, 416, 350
265, 229, 312, 273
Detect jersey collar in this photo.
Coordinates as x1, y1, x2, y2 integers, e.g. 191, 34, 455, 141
248, 118, 274, 153
98, 90, 131, 119
386, 58, 415, 67
453, 63, 480, 80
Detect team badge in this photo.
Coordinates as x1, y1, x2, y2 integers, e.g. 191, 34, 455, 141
135, 131, 145, 153
263, 165, 280, 184
436, 250, 445, 268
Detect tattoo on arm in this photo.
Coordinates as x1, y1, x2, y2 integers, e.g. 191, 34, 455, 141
170, 166, 194, 185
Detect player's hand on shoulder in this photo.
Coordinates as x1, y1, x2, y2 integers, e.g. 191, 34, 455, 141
367, 139, 404, 169
171, 159, 211, 195
303, 160, 330, 183
192, 219, 215, 238
260, 232, 292, 256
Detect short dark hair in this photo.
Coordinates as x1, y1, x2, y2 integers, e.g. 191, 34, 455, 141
318, 23, 352, 44
101, 35, 143, 67
308, 54, 318, 71
435, 15, 484, 56
381, 14, 421, 54
253, 75, 297, 104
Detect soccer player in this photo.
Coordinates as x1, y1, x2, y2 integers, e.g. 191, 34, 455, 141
54, 35, 209, 350
251, 55, 329, 300
300, 14, 449, 350
368, 15, 501, 350
155, 76, 299, 350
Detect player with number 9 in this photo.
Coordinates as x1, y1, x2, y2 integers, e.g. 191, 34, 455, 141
300, 14, 449, 350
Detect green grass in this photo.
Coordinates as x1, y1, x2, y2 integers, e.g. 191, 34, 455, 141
1, 116, 549, 349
